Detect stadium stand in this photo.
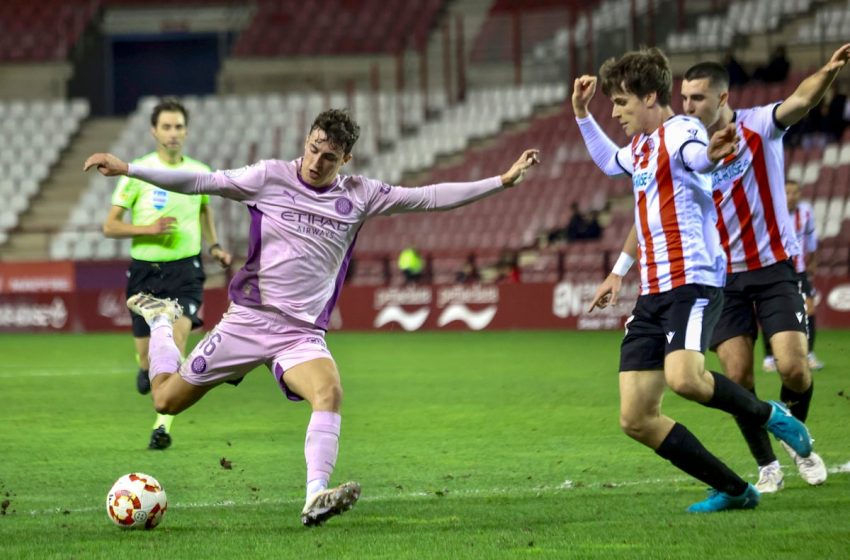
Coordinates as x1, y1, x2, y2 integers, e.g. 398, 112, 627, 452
0, 99, 89, 246
0, 0, 847, 283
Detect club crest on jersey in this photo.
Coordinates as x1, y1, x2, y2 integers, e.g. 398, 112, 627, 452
152, 189, 168, 210
335, 197, 353, 215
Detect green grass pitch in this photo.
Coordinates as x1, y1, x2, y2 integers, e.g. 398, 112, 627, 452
1, 330, 849, 559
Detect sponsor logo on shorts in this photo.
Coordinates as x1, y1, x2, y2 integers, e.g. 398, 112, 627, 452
335, 197, 353, 215
191, 356, 207, 373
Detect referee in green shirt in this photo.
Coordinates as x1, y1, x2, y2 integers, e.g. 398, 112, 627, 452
103, 98, 231, 450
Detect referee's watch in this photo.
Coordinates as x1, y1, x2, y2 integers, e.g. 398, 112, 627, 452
208, 243, 222, 256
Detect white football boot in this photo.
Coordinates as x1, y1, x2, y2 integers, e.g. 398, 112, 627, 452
301, 481, 361, 527
127, 293, 183, 325
781, 441, 827, 486
755, 461, 784, 493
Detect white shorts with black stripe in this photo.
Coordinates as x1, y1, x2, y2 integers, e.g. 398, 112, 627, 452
619, 284, 724, 372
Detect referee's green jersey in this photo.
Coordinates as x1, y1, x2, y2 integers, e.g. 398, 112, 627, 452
111, 152, 211, 262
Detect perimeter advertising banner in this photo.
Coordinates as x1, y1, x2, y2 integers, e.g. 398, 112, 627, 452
1, 261, 850, 331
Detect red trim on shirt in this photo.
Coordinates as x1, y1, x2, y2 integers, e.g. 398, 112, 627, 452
637, 190, 659, 293
713, 189, 733, 273
731, 177, 762, 270
656, 126, 686, 289
742, 126, 788, 265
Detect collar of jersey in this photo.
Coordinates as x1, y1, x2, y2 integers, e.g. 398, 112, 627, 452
295, 158, 339, 193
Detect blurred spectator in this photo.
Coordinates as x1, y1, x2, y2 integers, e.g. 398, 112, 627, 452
496, 249, 521, 283
723, 50, 749, 87
455, 253, 480, 284
753, 45, 790, 83
547, 202, 604, 244
786, 83, 850, 148
398, 246, 424, 284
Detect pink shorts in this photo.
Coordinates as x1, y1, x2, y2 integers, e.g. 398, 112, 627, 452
179, 303, 333, 401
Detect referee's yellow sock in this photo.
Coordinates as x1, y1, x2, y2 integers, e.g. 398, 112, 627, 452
153, 414, 174, 433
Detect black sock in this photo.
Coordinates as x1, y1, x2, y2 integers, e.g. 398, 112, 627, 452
808, 315, 816, 352
781, 381, 813, 422
139, 368, 149, 375
655, 423, 748, 496
733, 386, 777, 466
763, 335, 773, 357
704, 372, 772, 424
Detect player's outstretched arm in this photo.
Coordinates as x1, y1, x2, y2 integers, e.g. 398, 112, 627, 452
775, 43, 850, 128
367, 150, 540, 216
84, 153, 129, 176
500, 149, 541, 187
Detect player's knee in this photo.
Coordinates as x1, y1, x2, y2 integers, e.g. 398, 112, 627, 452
619, 415, 648, 442
152, 393, 183, 415
777, 358, 809, 388
312, 383, 343, 411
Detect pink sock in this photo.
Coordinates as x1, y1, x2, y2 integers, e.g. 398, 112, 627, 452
149, 324, 181, 380
304, 411, 341, 492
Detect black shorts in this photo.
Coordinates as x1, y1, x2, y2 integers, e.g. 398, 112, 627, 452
126, 254, 206, 337
709, 259, 806, 350
798, 271, 814, 299
619, 284, 723, 372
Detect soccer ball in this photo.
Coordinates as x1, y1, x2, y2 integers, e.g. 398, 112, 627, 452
106, 473, 168, 529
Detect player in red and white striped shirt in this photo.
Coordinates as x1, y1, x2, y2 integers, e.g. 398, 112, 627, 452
679, 44, 850, 491
764, 180, 823, 372
574, 47, 813, 513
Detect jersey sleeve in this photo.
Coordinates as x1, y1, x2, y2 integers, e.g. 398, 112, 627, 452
668, 118, 715, 172
127, 160, 268, 202
744, 103, 788, 140
364, 176, 504, 216
110, 175, 139, 209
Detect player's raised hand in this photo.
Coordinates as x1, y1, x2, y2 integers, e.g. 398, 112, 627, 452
83, 153, 129, 177
707, 123, 738, 163
572, 75, 598, 118
500, 149, 540, 187
826, 43, 850, 73
588, 272, 623, 313
148, 216, 177, 235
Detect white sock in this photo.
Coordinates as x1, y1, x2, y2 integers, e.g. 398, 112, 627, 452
150, 314, 171, 329
306, 479, 328, 502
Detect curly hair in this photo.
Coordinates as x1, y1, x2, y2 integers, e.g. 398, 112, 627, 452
310, 109, 361, 154
151, 97, 189, 128
600, 47, 673, 107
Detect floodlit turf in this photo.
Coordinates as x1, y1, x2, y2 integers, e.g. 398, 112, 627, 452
1, 329, 849, 559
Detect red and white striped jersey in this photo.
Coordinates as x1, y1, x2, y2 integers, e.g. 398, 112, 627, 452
791, 200, 817, 274
617, 115, 727, 295
710, 103, 800, 273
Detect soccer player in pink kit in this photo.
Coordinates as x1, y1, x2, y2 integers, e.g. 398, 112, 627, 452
574, 47, 813, 513
84, 109, 539, 526
678, 44, 849, 492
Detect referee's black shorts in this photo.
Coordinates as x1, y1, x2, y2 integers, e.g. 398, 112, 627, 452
709, 259, 806, 350
126, 254, 206, 337
619, 284, 723, 372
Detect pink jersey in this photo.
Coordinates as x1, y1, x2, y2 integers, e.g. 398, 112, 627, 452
616, 115, 726, 295
128, 159, 502, 329
791, 200, 817, 274
710, 103, 799, 273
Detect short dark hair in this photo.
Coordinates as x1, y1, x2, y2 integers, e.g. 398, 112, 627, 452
684, 62, 730, 91
600, 47, 672, 107
151, 98, 189, 128
310, 109, 360, 154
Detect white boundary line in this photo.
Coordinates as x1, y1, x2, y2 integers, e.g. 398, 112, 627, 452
23, 462, 850, 517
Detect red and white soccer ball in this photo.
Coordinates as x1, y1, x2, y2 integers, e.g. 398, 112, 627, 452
106, 473, 168, 529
